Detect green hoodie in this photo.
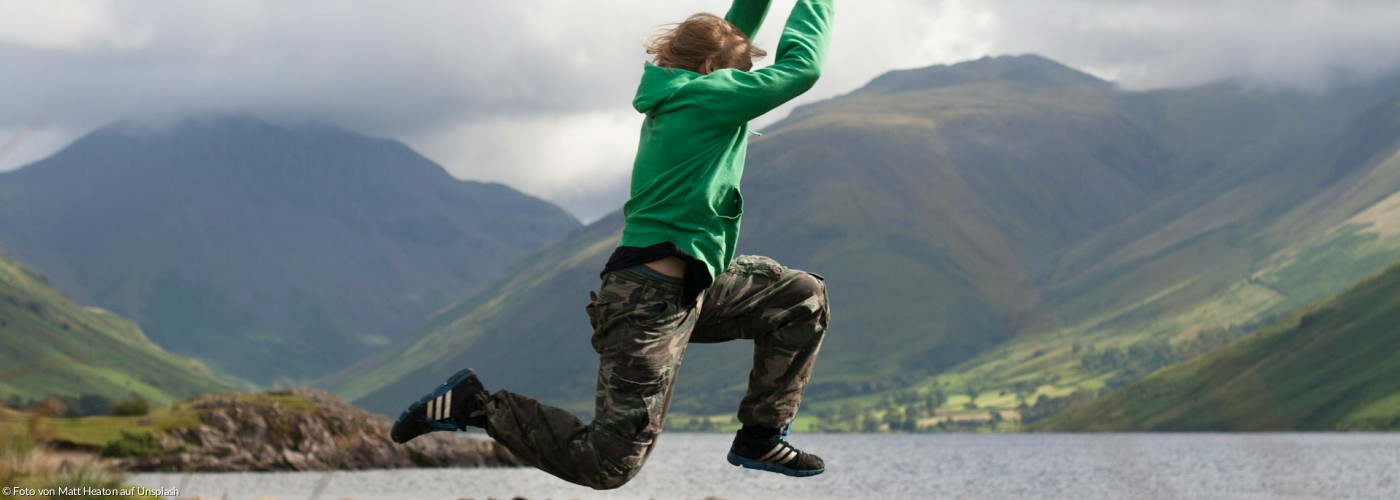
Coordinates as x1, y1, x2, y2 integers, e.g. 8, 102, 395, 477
621, 0, 834, 282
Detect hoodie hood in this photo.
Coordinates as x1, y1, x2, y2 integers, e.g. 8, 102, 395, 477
633, 63, 700, 113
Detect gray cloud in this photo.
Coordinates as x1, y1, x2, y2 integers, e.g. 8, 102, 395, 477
3, 0, 1398, 221
2, 1, 641, 131
972, 0, 1400, 91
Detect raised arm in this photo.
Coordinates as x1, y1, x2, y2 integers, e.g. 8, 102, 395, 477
697, 0, 833, 125
724, 0, 773, 40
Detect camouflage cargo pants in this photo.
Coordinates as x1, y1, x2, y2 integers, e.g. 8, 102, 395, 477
482, 255, 829, 490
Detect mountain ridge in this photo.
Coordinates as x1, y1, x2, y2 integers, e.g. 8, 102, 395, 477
855, 54, 1111, 96
0, 116, 581, 384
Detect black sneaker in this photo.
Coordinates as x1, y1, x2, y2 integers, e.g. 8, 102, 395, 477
727, 435, 825, 477
389, 368, 489, 444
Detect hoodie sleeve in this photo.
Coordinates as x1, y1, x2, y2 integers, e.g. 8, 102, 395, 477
695, 0, 832, 126
724, 0, 772, 40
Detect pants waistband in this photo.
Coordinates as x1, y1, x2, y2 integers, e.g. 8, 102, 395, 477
608, 265, 684, 294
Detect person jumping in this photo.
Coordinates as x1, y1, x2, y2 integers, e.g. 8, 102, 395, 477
390, 0, 834, 489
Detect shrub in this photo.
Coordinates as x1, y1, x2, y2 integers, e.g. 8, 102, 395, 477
110, 393, 151, 416
100, 431, 161, 459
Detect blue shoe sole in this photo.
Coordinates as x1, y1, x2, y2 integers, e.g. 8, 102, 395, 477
727, 451, 825, 477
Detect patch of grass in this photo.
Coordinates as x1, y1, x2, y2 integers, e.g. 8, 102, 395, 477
45, 403, 202, 449
973, 391, 1022, 409
944, 394, 973, 409
225, 392, 316, 413
1345, 391, 1400, 424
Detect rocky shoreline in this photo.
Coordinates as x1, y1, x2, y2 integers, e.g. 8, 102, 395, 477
91, 388, 520, 472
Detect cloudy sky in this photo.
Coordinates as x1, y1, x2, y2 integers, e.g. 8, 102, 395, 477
3, 0, 1399, 222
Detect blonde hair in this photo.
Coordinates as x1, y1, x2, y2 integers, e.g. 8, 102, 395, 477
645, 13, 767, 74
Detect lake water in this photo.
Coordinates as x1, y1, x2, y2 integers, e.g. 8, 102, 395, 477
129, 433, 1400, 500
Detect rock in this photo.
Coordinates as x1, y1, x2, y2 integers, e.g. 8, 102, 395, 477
112, 388, 520, 472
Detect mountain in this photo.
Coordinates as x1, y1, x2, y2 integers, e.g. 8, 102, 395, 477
0, 248, 235, 406
1036, 88, 1400, 330
0, 117, 581, 384
333, 54, 1400, 419
1037, 262, 1400, 431
937, 90, 1400, 427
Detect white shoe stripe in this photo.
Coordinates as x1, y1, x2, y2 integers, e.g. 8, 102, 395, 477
758, 443, 787, 462
427, 399, 436, 420
435, 396, 446, 420
444, 390, 452, 420
775, 449, 798, 465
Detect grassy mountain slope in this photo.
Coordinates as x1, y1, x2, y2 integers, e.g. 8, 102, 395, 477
1044, 91, 1400, 326
0, 117, 580, 384
1037, 262, 1400, 431
0, 249, 236, 406
874, 92, 1400, 433
332, 55, 1388, 419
